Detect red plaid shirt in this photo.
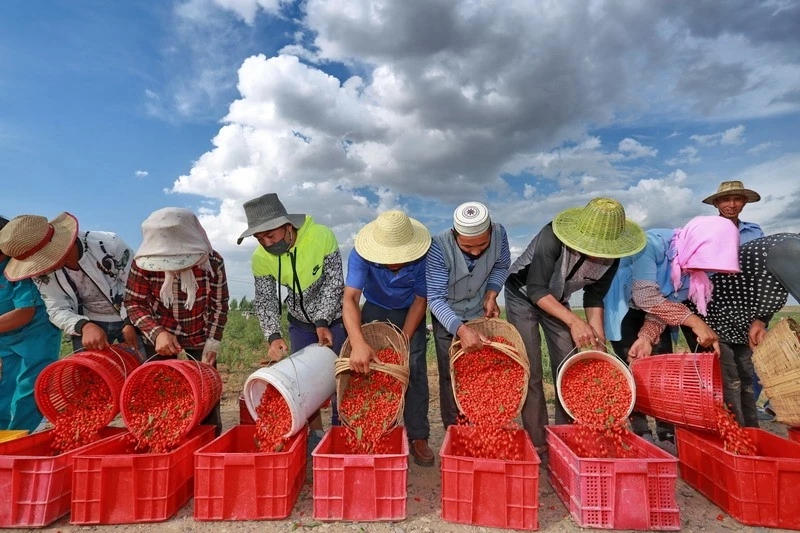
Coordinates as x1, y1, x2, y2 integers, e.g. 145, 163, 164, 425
125, 251, 229, 349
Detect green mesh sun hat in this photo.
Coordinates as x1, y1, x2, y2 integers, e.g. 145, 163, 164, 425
551, 198, 646, 259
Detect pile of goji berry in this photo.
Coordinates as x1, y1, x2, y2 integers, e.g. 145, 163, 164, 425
450, 424, 525, 460
453, 335, 525, 427
254, 384, 292, 452
50, 367, 114, 453
450, 335, 528, 460
125, 366, 194, 453
560, 357, 637, 458
714, 402, 757, 455
340, 346, 404, 454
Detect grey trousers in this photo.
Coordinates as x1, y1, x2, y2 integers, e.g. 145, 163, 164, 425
505, 291, 574, 449
431, 316, 460, 429
361, 302, 430, 441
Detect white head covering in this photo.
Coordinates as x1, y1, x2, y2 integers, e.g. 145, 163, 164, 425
453, 201, 491, 236
135, 208, 214, 310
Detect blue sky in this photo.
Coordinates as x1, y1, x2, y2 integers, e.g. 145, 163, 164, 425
2, 0, 799, 301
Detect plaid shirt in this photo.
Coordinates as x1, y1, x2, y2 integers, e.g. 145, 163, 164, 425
125, 251, 229, 349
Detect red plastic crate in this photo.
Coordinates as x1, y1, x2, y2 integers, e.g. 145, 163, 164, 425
312, 426, 407, 521
676, 426, 800, 529
194, 425, 307, 520
546, 425, 680, 530
239, 394, 255, 425
69, 425, 215, 524
789, 427, 800, 444
440, 425, 540, 530
0, 427, 125, 528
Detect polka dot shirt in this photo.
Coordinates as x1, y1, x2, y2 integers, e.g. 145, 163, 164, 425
703, 234, 793, 344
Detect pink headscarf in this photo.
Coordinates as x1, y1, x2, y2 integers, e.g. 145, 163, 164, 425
670, 215, 740, 315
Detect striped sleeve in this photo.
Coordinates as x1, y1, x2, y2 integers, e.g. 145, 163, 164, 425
426, 240, 462, 335
487, 224, 511, 292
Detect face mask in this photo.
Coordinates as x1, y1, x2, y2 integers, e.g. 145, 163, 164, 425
263, 226, 293, 256
264, 240, 290, 256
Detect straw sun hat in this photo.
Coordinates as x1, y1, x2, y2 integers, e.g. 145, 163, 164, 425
552, 198, 646, 259
0, 212, 79, 281
702, 180, 761, 205
354, 210, 431, 264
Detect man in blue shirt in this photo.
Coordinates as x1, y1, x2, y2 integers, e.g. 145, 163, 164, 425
343, 211, 433, 466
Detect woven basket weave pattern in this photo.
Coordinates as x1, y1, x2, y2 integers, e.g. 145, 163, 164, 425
449, 317, 530, 419
752, 317, 800, 425
336, 321, 410, 431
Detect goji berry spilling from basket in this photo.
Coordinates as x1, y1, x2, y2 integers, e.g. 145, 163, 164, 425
125, 366, 194, 453
560, 357, 638, 458
566, 423, 637, 458
451, 335, 528, 460
453, 336, 525, 427
340, 347, 404, 454
50, 367, 114, 453
450, 424, 525, 460
254, 384, 292, 452
714, 402, 757, 455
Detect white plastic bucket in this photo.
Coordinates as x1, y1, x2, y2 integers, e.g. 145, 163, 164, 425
243, 344, 337, 438
555, 350, 636, 423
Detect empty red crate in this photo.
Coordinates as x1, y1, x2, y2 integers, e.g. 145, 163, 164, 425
440, 425, 540, 530
239, 394, 255, 425
194, 424, 307, 520
546, 425, 680, 530
312, 426, 407, 521
0, 427, 125, 528
676, 426, 800, 529
69, 425, 215, 524
789, 427, 800, 444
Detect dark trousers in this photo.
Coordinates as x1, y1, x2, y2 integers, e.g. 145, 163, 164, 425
143, 344, 222, 437
718, 342, 759, 427
361, 301, 430, 441
505, 290, 573, 449
610, 308, 675, 438
431, 316, 460, 429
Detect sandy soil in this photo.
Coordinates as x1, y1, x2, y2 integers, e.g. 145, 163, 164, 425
20, 365, 795, 533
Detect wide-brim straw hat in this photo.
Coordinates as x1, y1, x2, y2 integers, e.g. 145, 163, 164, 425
354, 210, 431, 264
552, 198, 646, 259
237, 193, 305, 245
0, 212, 79, 281
702, 180, 761, 205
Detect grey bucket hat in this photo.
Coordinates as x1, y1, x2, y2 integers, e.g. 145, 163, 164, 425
237, 193, 306, 245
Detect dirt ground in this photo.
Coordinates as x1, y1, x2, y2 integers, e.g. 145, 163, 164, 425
19, 364, 797, 533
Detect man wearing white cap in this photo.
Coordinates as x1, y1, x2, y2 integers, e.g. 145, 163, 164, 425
343, 211, 434, 465
426, 201, 510, 428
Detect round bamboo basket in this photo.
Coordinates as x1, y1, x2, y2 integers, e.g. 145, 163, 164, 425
336, 321, 410, 431
752, 317, 800, 426
449, 317, 530, 419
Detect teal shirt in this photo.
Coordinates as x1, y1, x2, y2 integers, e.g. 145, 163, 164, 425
0, 257, 53, 345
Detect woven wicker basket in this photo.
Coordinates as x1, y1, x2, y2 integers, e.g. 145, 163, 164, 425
335, 321, 410, 431
752, 317, 800, 426
449, 317, 530, 419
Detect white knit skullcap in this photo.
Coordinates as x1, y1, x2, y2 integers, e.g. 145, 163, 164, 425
453, 201, 490, 236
